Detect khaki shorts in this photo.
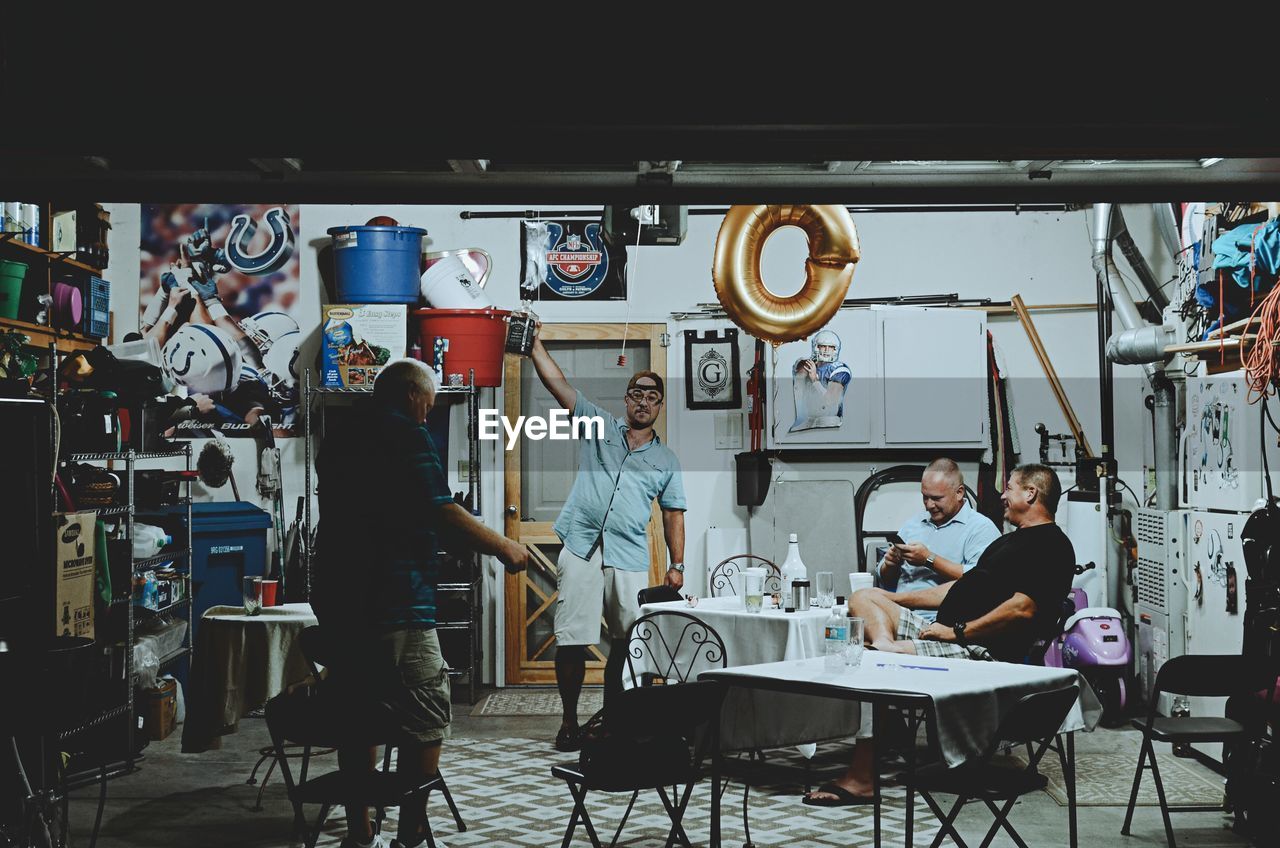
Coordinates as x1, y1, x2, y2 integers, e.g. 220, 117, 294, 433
335, 627, 452, 745
555, 545, 650, 646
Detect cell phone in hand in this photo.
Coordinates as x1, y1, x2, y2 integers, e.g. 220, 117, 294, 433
886, 533, 905, 546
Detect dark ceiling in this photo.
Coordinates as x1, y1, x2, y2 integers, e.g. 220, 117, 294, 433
5, 28, 1280, 203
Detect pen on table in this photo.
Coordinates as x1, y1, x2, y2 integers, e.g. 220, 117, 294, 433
875, 662, 949, 672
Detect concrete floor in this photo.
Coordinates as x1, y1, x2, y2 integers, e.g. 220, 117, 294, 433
63, 701, 1254, 848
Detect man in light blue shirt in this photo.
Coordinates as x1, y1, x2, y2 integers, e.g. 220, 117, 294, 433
877, 458, 1002, 621
530, 329, 686, 752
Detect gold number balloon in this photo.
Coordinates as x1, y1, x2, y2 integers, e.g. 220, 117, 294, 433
712, 204, 860, 344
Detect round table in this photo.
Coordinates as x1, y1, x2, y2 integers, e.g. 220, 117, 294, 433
181, 603, 317, 752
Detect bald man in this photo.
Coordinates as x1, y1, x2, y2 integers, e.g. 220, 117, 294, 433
877, 458, 1001, 622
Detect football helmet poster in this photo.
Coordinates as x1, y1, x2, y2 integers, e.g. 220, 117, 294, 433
139, 204, 302, 437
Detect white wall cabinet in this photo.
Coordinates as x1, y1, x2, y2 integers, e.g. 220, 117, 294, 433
768, 306, 988, 450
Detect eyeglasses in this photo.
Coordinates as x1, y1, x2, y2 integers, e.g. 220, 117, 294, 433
626, 389, 663, 404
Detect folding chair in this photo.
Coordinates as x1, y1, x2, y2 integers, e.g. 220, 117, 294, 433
1121, 654, 1267, 848
901, 684, 1080, 848
265, 686, 450, 848
550, 680, 727, 848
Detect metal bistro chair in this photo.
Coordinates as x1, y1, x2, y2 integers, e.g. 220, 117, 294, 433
901, 684, 1081, 848
550, 612, 728, 848
1121, 654, 1271, 848
708, 555, 781, 599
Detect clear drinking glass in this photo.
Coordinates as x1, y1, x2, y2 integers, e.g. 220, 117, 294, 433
816, 572, 835, 608
845, 616, 865, 668
243, 576, 262, 616
744, 568, 766, 613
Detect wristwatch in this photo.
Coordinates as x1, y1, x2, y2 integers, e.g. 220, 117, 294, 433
669, 563, 685, 573
952, 621, 967, 644
925, 553, 937, 567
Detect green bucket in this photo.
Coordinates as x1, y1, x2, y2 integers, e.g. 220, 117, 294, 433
0, 259, 28, 320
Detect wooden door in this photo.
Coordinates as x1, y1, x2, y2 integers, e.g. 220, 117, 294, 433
503, 323, 668, 685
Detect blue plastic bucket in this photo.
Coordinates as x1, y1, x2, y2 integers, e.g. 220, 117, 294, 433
327, 225, 427, 304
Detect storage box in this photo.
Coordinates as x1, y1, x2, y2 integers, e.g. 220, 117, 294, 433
54, 511, 97, 639
321, 304, 407, 387
143, 678, 177, 740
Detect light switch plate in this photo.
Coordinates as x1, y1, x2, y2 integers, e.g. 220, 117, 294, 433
714, 413, 743, 450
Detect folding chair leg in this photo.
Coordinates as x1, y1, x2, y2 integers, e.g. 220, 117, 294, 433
1146, 745, 1178, 848
435, 772, 467, 832
608, 789, 640, 848
561, 781, 604, 848
922, 792, 971, 848
980, 798, 1030, 848
656, 784, 694, 848
304, 802, 331, 848
1120, 737, 1149, 835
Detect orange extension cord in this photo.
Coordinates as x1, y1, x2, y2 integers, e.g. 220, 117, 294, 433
1242, 224, 1280, 402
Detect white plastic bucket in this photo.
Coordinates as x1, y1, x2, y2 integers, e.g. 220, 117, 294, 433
420, 254, 493, 308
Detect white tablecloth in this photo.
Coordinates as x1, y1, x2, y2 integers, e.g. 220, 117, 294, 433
703, 654, 1102, 767
182, 603, 317, 752
636, 597, 864, 751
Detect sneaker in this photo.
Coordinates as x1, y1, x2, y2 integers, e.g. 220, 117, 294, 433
340, 833, 388, 848
554, 723, 582, 752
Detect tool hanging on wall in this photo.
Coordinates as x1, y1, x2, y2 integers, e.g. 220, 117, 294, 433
736, 339, 771, 507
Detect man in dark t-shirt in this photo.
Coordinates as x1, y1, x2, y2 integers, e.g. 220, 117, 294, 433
804, 463, 1075, 806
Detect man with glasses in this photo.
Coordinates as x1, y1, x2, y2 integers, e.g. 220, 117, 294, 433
530, 329, 687, 752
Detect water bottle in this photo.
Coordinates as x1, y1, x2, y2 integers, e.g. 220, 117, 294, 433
824, 607, 849, 671
780, 533, 807, 608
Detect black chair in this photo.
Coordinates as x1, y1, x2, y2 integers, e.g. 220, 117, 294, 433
708, 555, 780, 598
637, 585, 683, 607
1121, 654, 1269, 848
550, 680, 727, 848
900, 684, 1080, 848
550, 612, 728, 848
265, 686, 450, 848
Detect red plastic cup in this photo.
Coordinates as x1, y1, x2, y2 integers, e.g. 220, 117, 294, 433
259, 579, 278, 607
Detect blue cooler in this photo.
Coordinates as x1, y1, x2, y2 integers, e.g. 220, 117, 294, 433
327, 224, 427, 303
138, 502, 273, 632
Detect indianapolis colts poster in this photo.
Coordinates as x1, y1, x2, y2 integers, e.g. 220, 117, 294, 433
139, 204, 302, 438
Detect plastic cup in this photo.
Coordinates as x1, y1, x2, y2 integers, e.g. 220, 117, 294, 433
816, 572, 835, 608
243, 576, 262, 616
743, 567, 766, 613
846, 617, 865, 669
849, 572, 874, 596
259, 579, 278, 607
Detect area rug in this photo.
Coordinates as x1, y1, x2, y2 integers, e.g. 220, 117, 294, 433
312, 737, 937, 848
471, 688, 604, 717
1013, 748, 1225, 808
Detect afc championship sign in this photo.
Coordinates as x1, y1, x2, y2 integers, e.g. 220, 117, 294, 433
684, 328, 741, 410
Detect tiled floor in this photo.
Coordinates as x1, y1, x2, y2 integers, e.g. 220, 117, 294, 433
63, 704, 1252, 847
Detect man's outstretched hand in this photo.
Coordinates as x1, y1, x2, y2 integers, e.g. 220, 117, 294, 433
499, 539, 531, 574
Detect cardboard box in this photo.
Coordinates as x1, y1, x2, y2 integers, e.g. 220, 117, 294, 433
321, 304, 407, 388
55, 511, 97, 639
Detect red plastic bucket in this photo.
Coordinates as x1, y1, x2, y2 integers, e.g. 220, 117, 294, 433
413, 308, 511, 387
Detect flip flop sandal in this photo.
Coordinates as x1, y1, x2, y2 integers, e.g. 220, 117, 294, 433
802, 782, 876, 807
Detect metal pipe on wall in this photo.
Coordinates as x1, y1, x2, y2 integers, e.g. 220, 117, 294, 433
1093, 203, 1180, 511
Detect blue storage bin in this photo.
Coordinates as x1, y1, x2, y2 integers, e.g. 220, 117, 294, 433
138, 502, 273, 632
327, 225, 427, 303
